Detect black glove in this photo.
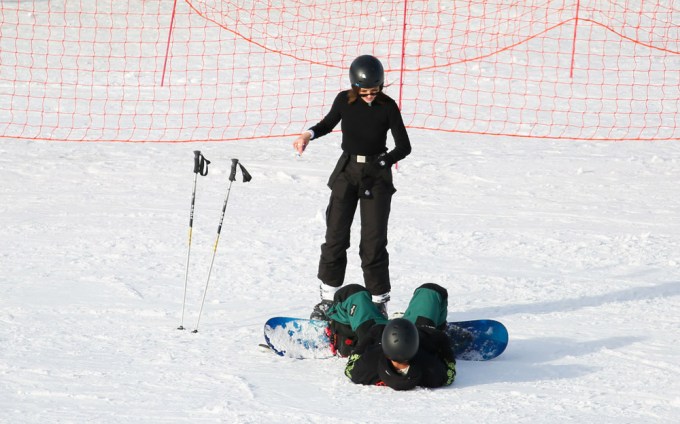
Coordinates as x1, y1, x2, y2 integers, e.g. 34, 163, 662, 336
418, 327, 455, 363
353, 323, 385, 355
377, 355, 422, 391
328, 320, 357, 357
372, 152, 393, 170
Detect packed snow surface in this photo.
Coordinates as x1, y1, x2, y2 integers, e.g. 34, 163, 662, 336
1, 136, 678, 423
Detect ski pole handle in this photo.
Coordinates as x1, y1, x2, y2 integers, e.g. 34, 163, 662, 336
229, 158, 252, 182
229, 158, 239, 182
194, 151, 210, 176
193, 151, 201, 172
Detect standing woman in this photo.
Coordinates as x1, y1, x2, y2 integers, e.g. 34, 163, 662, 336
292, 55, 412, 319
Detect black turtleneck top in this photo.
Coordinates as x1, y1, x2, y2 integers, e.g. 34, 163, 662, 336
308, 90, 412, 164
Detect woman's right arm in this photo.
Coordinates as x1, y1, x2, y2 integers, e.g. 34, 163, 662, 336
292, 92, 345, 155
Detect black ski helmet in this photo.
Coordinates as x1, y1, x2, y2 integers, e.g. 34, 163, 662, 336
381, 318, 419, 362
349, 55, 384, 88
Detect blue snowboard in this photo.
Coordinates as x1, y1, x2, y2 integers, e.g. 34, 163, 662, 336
263, 317, 508, 361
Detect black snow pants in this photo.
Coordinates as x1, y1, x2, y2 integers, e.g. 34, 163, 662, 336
317, 153, 396, 297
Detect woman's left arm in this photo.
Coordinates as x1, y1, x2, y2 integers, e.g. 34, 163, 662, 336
386, 102, 412, 163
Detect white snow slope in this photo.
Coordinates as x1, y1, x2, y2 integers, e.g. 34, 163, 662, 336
1, 136, 679, 423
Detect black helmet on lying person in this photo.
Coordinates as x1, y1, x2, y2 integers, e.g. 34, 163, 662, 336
381, 318, 419, 363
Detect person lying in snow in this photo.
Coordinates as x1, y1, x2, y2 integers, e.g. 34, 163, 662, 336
325, 283, 456, 390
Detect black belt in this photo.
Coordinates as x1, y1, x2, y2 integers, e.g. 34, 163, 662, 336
349, 154, 381, 163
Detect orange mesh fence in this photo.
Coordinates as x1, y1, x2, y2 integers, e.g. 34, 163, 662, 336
1, 0, 678, 142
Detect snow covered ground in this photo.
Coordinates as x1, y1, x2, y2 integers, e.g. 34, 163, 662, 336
1, 135, 679, 423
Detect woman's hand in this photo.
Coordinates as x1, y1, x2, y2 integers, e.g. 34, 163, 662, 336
292, 132, 311, 155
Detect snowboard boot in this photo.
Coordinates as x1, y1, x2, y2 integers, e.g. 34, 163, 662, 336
372, 292, 390, 319
310, 299, 333, 321
373, 301, 388, 319
310, 283, 340, 321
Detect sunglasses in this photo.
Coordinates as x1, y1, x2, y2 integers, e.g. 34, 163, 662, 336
358, 89, 380, 97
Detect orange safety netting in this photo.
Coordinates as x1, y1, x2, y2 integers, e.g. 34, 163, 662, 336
1, 0, 678, 142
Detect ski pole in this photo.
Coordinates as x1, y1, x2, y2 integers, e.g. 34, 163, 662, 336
192, 158, 251, 333
178, 151, 210, 330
